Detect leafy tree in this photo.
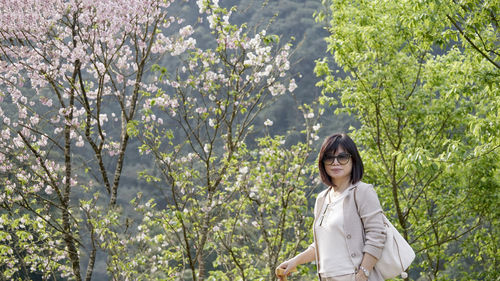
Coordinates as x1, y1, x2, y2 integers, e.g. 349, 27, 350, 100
315, 0, 499, 280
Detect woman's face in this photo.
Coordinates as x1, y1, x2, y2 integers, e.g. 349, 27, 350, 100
323, 145, 353, 183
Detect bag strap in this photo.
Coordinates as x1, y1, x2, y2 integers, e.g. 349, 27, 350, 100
353, 186, 360, 217
353, 186, 366, 241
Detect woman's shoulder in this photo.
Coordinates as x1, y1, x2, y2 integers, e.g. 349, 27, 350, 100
353, 181, 378, 196
354, 181, 374, 191
353, 181, 381, 202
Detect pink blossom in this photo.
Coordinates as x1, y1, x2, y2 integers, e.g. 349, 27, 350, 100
264, 119, 273, 126
269, 83, 286, 96
45, 186, 54, 195
288, 79, 297, 92
12, 136, 24, 148
30, 115, 40, 125
38, 135, 48, 147
179, 25, 194, 37
1, 129, 10, 140
75, 136, 84, 147
195, 107, 207, 114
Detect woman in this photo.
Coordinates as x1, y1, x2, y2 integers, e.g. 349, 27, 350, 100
276, 133, 386, 281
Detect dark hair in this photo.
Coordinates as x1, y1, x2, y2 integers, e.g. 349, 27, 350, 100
318, 133, 363, 187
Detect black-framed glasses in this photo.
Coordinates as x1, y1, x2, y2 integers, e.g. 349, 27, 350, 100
323, 152, 351, 165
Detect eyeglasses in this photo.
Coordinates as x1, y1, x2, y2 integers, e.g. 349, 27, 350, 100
323, 152, 351, 166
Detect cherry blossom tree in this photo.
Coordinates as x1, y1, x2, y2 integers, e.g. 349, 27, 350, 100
0, 0, 319, 280
134, 2, 319, 280
0, 0, 196, 279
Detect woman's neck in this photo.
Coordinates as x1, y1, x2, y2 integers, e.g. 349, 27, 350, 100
332, 177, 351, 193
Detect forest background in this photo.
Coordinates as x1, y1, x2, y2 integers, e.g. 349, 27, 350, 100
0, 0, 498, 280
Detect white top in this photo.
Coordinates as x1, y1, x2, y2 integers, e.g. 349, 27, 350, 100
314, 188, 355, 277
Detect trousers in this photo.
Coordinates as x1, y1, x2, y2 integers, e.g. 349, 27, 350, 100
321, 273, 355, 281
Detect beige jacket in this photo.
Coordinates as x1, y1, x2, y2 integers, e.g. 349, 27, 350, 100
310, 181, 386, 281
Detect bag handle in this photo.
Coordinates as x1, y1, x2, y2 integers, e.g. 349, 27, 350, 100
353, 186, 366, 241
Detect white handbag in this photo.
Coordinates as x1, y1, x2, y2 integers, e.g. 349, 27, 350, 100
354, 187, 415, 280
375, 215, 415, 279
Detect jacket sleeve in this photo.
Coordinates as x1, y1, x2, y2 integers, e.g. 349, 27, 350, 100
356, 184, 386, 259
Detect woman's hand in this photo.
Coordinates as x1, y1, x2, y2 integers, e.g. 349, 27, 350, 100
354, 270, 368, 281
275, 259, 298, 280
275, 246, 314, 280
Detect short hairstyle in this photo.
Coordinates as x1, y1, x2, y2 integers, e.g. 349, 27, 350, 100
318, 133, 364, 187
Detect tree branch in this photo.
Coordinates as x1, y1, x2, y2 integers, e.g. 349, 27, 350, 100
447, 15, 500, 69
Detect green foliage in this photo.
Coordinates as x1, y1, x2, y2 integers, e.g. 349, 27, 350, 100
0, 210, 71, 280
316, 0, 499, 279
205, 135, 317, 280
